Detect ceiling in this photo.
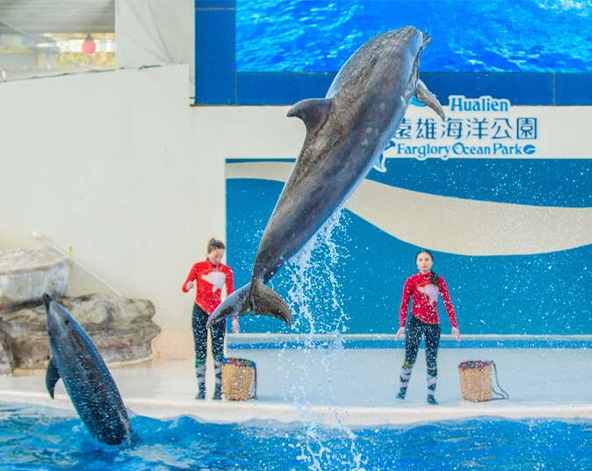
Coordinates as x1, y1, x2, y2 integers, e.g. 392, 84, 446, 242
0, 0, 114, 35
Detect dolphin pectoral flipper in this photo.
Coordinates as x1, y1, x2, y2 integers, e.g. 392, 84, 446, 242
287, 98, 332, 135
250, 278, 292, 326
416, 79, 445, 120
46, 358, 61, 399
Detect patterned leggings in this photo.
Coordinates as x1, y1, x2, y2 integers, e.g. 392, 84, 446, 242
192, 303, 226, 389
399, 315, 441, 395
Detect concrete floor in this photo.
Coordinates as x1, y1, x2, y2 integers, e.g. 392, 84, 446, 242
1, 338, 592, 426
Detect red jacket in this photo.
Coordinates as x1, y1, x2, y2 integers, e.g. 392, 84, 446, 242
181, 260, 234, 314
399, 272, 458, 328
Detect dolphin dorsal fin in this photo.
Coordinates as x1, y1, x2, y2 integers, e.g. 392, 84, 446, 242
46, 358, 61, 399
416, 80, 446, 120
287, 98, 332, 135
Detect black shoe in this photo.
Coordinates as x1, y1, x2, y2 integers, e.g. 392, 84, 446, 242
396, 390, 406, 400
213, 386, 222, 400
427, 395, 438, 405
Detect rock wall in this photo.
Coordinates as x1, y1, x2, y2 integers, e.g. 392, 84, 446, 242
0, 293, 161, 373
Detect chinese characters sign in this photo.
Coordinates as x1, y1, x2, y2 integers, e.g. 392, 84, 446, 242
383, 95, 587, 160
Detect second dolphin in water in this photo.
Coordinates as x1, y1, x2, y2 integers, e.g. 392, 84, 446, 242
44, 293, 133, 445
207, 26, 445, 328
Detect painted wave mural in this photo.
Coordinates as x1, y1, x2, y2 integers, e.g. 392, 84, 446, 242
226, 158, 592, 336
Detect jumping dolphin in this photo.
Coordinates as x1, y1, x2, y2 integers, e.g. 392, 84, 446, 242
43, 293, 133, 445
207, 26, 444, 328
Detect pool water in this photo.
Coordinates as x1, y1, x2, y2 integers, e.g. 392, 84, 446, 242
1, 403, 591, 471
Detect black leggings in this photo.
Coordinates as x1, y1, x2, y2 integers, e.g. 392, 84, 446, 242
404, 315, 441, 370
192, 303, 226, 367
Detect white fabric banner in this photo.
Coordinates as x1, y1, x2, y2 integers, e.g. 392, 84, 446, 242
115, 0, 193, 71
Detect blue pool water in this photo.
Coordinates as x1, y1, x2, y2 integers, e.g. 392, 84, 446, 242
2, 403, 592, 471
236, 0, 592, 73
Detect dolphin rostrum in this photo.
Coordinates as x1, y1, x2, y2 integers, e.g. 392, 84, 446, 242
207, 26, 444, 328
43, 293, 133, 445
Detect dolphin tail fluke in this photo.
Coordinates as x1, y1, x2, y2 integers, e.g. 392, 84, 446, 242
206, 283, 252, 328
46, 358, 60, 399
206, 280, 292, 328
249, 278, 292, 326
416, 79, 445, 120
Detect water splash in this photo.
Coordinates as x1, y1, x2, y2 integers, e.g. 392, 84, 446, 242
274, 209, 368, 470
285, 208, 351, 336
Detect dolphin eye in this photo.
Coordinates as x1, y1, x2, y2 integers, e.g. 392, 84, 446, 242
64, 319, 70, 325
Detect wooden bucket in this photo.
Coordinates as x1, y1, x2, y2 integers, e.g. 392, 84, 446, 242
222, 357, 257, 401
458, 360, 493, 402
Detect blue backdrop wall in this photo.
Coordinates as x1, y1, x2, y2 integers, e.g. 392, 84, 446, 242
195, 1, 592, 336
226, 158, 592, 336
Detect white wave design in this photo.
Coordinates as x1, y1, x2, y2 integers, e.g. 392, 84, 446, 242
226, 162, 592, 256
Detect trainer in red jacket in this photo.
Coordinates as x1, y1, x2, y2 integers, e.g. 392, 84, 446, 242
181, 237, 236, 400
395, 250, 461, 405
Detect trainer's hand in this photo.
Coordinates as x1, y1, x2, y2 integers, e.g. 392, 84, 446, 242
232, 316, 240, 333
185, 281, 195, 291
452, 327, 461, 341
395, 327, 405, 341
